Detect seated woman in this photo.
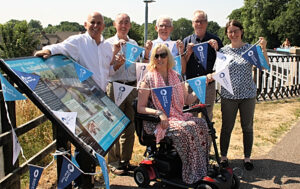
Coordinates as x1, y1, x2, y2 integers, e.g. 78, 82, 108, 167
137, 44, 209, 184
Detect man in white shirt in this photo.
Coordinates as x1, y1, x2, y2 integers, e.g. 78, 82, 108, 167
106, 13, 138, 176
35, 12, 120, 91
143, 15, 186, 72
35, 12, 121, 188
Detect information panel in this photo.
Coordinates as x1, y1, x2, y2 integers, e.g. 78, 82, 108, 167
1, 55, 130, 156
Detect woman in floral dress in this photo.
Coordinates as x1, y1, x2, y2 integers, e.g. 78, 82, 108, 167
137, 44, 209, 184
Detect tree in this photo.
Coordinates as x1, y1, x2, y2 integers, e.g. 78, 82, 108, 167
0, 20, 39, 58
28, 19, 43, 33
227, 0, 296, 48
207, 21, 221, 36
171, 18, 193, 40
269, 0, 300, 47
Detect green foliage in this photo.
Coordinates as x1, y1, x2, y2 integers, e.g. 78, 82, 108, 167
28, 19, 43, 33
207, 21, 221, 36
0, 20, 40, 58
228, 0, 299, 48
44, 21, 85, 34
171, 18, 193, 40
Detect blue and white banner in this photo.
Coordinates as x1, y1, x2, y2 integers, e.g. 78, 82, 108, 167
125, 43, 143, 69
74, 63, 93, 82
192, 43, 208, 70
57, 156, 82, 189
242, 45, 262, 70
0, 73, 26, 101
213, 66, 234, 95
136, 63, 148, 87
52, 111, 77, 134
173, 56, 182, 75
256, 46, 270, 71
12, 128, 21, 165
96, 153, 110, 189
13, 69, 40, 90
113, 82, 134, 106
29, 165, 44, 189
153, 86, 172, 117
215, 52, 233, 73
187, 76, 206, 104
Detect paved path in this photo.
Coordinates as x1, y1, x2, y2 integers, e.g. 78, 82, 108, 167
108, 120, 300, 189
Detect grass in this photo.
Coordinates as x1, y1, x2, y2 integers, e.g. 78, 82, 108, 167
11, 97, 300, 188
15, 99, 54, 188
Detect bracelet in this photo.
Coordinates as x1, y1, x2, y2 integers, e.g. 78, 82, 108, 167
156, 110, 163, 116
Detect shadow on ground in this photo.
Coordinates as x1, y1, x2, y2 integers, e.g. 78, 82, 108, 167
230, 158, 300, 188
109, 158, 300, 189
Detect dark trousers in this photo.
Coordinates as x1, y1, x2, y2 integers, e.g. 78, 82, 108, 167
220, 97, 256, 158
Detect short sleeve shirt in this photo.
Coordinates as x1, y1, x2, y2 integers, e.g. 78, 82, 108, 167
219, 44, 257, 99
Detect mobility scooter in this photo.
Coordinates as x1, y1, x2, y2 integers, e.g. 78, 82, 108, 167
133, 101, 240, 189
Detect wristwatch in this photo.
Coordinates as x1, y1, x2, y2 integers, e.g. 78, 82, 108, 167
156, 110, 163, 116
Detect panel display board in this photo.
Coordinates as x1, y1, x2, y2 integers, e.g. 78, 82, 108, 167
0, 55, 130, 156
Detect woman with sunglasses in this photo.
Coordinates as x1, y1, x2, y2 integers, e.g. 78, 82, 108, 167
137, 44, 209, 184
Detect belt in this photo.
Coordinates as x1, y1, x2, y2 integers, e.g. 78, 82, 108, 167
111, 80, 136, 86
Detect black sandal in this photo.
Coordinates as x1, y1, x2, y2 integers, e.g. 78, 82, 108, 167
244, 161, 254, 171
220, 159, 229, 168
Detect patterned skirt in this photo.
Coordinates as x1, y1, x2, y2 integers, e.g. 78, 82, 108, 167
143, 117, 209, 184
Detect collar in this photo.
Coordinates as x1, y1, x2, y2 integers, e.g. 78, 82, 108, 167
114, 34, 131, 42
85, 32, 104, 44
156, 37, 171, 42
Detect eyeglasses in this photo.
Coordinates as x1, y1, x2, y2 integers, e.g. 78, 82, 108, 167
193, 20, 207, 25
227, 29, 241, 35
154, 52, 168, 59
158, 24, 171, 29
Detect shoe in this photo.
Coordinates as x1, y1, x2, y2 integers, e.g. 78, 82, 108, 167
220, 159, 229, 168
110, 166, 126, 176
244, 161, 254, 171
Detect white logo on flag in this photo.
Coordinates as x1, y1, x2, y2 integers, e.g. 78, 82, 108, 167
197, 46, 203, 51
34, 170, 39, 177
248, 50, 254, 56
68, 163, 74, 172
160, 89, 167, 95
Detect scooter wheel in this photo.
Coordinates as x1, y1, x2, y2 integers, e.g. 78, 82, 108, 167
134, 166, 150, 188
196, 183, 212, 189
231, 174, 240, 189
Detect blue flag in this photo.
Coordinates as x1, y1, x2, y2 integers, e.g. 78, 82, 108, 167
256, 46, 270, 71
57, 156, 82, 189
153, 86, 172, 117
125, 43, 143, 69
173, 56, 182, 74
96, 153, 110, 189
0, 73, 26, 101
13, 69, 40, 90
71, 152, 80, 168
29, 165, 44, 189
192, 43, 208, 70
242, 45, 262, 70
187, 76, 206, 103
74, 63, 93, 82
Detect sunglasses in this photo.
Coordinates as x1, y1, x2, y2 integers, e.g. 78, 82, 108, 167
154, 52, 168, 59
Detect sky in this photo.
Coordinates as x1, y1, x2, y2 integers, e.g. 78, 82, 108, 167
0, 0, 244, 27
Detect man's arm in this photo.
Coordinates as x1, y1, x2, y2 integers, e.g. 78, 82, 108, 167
34, 49, 51, 58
